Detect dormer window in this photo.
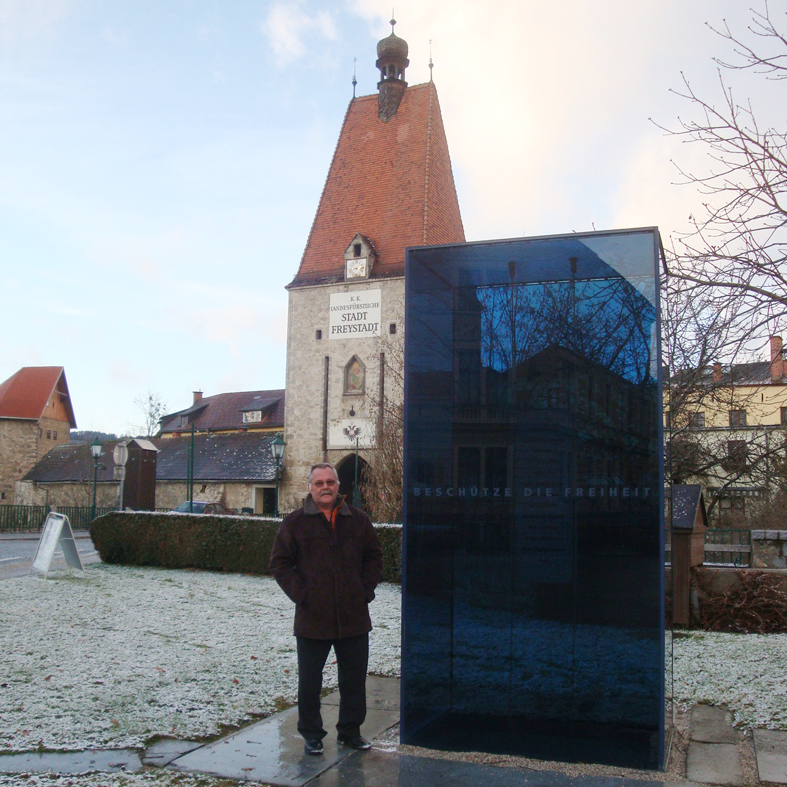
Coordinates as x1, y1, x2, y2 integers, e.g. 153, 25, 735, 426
343, 233, 377, 281
243, 410, 262, 424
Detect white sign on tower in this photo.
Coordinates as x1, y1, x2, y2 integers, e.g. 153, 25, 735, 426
329, 289, 381, 338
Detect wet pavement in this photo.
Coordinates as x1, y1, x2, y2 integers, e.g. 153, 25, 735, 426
308, 750, 679, 787
0, 531, 98, 579
169, 677, 400, 786
0, 748, 142, 774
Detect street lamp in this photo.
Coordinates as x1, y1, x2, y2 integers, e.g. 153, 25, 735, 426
270, 433, 286, 517
90, 438, 102, 522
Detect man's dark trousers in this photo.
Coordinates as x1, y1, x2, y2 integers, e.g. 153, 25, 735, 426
296, 633, 369, 740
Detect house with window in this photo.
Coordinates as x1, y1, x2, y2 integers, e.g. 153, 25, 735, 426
0, 366, 76, 504
666, 335, 787, 523
158, 389, 284, 438
17, 432, 283, 515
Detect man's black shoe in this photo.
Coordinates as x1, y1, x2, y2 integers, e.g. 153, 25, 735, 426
304, 739, 323, 755
337, 734, 371, 750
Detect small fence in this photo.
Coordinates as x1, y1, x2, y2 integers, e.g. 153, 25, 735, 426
704, 528, 751, 567
0, 505, 116, 533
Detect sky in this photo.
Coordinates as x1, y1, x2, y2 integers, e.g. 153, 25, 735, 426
0, 0, 777, 435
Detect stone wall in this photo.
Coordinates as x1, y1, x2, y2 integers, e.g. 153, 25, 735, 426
14, 479, 118, 508
0, 418, 70, 504
752, 530, 787, 569
15, 478, 271, 513
0, 421, 37, 503
282, 277, 404, 512
155, 482, 269, 512
37, 417, 70, 460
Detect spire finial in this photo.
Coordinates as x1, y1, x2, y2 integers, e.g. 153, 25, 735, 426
352, 57, 357, 98
429, 39, 433, 81
390, 10, 396, 34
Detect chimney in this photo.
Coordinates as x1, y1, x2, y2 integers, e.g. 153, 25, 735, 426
193, 390, 203, 404
770, 336, 783, 382
713, 362, 722, 383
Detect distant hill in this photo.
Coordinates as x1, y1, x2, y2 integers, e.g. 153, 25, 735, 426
69, 430, 120, 444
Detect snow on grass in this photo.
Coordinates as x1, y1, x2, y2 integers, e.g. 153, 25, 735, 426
0, 564, 401, 753
673, 630, 787, 730
2, 560, 787, 768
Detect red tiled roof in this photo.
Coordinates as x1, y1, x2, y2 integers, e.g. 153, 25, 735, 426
159, 390, 285, 435
0, 366, 76, 426
290, 81, 465, 287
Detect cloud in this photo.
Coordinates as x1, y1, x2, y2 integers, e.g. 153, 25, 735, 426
109, 359, 146, 384
261, 3, 337, 66
45, 305, 90, 318
176, 305, 264, 344
0, 0, 79, 48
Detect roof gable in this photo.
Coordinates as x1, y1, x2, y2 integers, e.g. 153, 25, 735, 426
0, 366, 77, 427
290, 82, 464, 287
159, 389, 285, 434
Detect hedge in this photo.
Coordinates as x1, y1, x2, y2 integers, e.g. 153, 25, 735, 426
90, 511, 402, 584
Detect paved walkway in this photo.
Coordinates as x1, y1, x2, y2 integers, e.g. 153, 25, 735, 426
1, 677, 786, 785
0, 531, 98, 579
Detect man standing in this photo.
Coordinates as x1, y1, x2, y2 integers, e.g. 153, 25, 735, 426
269, 463, 383, 756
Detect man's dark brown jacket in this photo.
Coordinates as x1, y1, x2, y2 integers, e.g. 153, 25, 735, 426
269, 496, 383, 639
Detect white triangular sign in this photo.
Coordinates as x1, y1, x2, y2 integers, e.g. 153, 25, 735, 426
30, 513, 85, 578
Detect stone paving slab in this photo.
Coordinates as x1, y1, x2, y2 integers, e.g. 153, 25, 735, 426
691, 706, 739, 745
142, 739, 201, 767
323, 675, 400, 712
310, 750, 692, 787
753, 729, 787, 784
169, 698, 398, 786
0, 749, 142, 775
687, 742, 743, 785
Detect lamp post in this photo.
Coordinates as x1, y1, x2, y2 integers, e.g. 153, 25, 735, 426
270, 433, 286, 517
90, 438, 102, 522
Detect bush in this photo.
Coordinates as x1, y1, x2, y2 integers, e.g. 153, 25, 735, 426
693, 568, 787, 633
90, 512, 402, 583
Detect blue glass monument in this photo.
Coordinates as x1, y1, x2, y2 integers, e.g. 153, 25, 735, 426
402, 229, 666, 769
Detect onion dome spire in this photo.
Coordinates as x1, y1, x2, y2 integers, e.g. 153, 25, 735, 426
376, 17, 409, 121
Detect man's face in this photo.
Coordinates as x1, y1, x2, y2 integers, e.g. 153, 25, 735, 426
309, 467, 339, 509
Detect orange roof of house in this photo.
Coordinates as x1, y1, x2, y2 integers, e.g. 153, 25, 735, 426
290, 81, 465, 287
0, 366, 77, 426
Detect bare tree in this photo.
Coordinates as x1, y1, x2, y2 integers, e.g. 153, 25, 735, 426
359, 338, 404, 523
134, 391, 166, 438
658, 3, 787, 519
662, 2, 787, 347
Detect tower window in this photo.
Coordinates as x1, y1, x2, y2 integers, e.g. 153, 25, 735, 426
316, 330, 322, 340
353, 244, 362, 257
389, 323, 397, 335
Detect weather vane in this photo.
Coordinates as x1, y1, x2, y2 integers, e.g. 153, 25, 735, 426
429, 39, 433, 81
352, 57, 357, 98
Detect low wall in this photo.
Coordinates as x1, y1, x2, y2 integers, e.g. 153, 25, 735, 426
751, 530, 787, 569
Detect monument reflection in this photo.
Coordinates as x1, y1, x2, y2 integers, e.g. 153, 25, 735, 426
402, 230, 666, 769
